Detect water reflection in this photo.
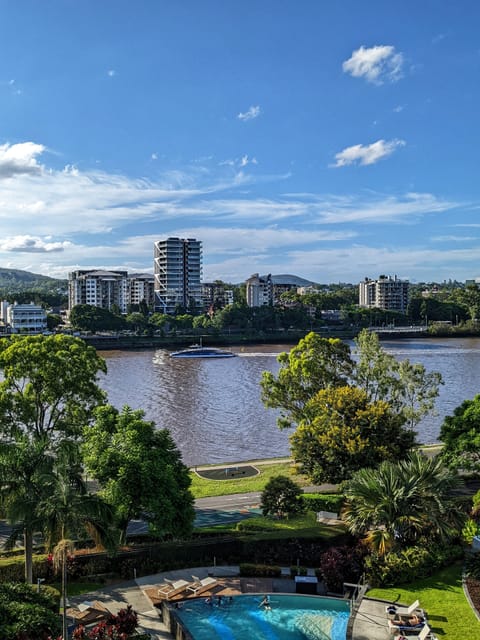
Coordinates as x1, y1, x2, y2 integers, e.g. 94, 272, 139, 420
99, 338, 480, 466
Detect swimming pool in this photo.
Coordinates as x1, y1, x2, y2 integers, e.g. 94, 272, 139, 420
173, 594, 350, 640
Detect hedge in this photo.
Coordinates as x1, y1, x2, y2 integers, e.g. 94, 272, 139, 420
365, 541, 464, 587
301, 493, 344, 513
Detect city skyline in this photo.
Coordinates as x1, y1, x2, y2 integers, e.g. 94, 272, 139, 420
1, 1, 479, 284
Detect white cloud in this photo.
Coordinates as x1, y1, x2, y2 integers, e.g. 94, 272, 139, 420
343, 45, 404, 84
0, 235, 71, 253
237, 105, 261, 121
393, 105, 405, 113
0, 142, 45, 177
107, 69, 116, 77
331, 139, 405, 167
151, 153, 158, 160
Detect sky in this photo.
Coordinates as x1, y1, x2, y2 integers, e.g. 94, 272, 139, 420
1, 0, 480, 284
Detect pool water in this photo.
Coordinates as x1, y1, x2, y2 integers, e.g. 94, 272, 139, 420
174, 594, 350, 640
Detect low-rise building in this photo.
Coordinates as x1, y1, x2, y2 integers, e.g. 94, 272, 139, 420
5, 302, 47, 334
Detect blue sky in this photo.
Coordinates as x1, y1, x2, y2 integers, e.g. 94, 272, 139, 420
1, 0, 479, 284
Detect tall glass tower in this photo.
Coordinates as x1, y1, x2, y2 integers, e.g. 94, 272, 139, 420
154, 237, 203, 314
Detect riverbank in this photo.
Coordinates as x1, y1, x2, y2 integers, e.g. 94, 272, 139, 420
79, 325, 480, 350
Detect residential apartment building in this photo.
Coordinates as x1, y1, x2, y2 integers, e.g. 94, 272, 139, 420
127, 273, 155, 309
68, 270, 129, 313
3, 302, 47, 334
359, 275, 409, 312
202, 282, 234, 313
154, 237, 203, 314
246, 273, 273, 307
246, 273, 315, 307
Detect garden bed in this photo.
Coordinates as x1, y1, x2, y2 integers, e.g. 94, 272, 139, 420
466, 577, 480, 617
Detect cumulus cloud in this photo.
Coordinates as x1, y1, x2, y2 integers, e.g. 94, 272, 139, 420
343, 45, 404, 84
0, 235, 71, 253
0, 142, 45, 178
237, 105, 261, 121
331, 139, 405, 167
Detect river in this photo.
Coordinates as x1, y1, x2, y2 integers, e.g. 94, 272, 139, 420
98, 336, 480, 467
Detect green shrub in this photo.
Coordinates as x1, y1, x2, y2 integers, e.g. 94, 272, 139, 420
301, 493, 344, 513
462, 519, 479, 545
236, 519, 276, 532
465, 552, 480, 580
239, 563, 282, 577
365, 541, 464, 587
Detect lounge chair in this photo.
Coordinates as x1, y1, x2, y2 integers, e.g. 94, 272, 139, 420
396, 624, 431, 640
388, 617, 427, 636
186, 575, 218, 596
386, 599, 421, 617
157, 578, 190, 599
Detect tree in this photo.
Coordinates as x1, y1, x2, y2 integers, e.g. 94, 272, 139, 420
69, 304, 126, 332
0, 435, 52, 583
0, 335, 107, 583
342, 452, 465, 555
82, 405, 195, 543
440, 394, 480, 473
260, 332, 354, 430
260, 475, 304, 519
0, 334, 107, 440
261, 330, 442, 435
353, 329, 443, 430
290, 386, 414, 484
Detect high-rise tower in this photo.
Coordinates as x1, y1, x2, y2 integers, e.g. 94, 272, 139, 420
154, 237, 203, 314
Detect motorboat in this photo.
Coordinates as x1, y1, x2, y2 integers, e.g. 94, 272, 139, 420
170, 344, 236, 358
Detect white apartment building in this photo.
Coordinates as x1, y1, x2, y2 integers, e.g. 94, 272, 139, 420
246, 273, 315, 307
68, 270, 129, 313
4, 302, 47, 334
154, 237, 203, 314
359, 275, 409, 312
246, 273, 273, 307
127, 273, 155, 308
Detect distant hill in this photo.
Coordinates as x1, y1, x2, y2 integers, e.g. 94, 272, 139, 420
0, 268, 67, 293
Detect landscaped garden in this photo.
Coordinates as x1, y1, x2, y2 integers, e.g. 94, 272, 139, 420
367, 563, 479, 640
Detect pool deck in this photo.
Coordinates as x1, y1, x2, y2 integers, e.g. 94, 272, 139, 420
68, 566, 393, 640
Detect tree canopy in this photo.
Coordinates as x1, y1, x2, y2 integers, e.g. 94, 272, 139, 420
261, 332, 354, 429
82, 405, 195, 543
440, 394, 480, 473
262, 330, 442, 432
0, 334, 107, 440
260, 475, 304, 519
290, 386, 414, 483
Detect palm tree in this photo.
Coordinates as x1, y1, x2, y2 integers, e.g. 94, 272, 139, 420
53, 537, 75, 640
342, 451, 465, 555
0, 435, 53, 582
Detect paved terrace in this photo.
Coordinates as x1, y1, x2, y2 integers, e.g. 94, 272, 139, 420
68, 565, 398, 640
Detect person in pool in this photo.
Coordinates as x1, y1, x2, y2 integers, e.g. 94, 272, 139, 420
259, 595, 271, 610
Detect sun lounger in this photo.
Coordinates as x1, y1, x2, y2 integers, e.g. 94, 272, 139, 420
157, 578, 190, 599
386, 599, 421, 617
186, 575, 218, 596
396, 624, 431, 640
388, 618, 427, 635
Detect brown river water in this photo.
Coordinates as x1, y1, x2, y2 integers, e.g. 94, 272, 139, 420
98, 337, 480, 467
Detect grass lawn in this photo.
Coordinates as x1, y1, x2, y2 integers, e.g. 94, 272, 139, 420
367, 563, 480, 640
190, 459, 312, 498
198, 511, 346, 541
